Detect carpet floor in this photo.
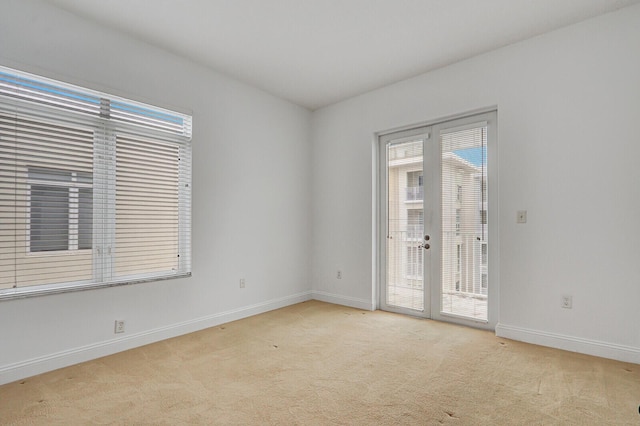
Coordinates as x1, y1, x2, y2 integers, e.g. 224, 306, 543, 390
1, 300, 638, 425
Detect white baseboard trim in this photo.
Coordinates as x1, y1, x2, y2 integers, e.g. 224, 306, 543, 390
0, 291, 313, 386
495, 323, 640, 364
311, 290, 375, 311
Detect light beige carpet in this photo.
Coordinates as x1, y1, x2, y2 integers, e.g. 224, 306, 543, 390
1, 300, 638, 425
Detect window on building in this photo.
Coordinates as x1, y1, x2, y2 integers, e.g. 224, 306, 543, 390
405, 246, 423, 278
407, 171, 423, 187
406, 171, 424, 201
455, 208, 461, 235
28, 169, 93, 252
480, 209, 487, 225
30, 184, 70, 252
482, 179, 487, 201
481, 243, 488, 266
0, 66, 192, 297
456, 184, 462, 202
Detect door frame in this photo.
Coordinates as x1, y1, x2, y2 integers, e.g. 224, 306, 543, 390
375, 109, 498, 330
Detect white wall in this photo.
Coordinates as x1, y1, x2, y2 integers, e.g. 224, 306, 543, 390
310, 5, 640, 363
0, 0, 312, 384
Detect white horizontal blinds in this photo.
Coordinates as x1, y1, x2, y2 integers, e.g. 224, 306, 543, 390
115, 134, 180, 278
0, 114, 95, 289
0, 69, 191, 139
386, 140, 425, 311
0, 70, 101, 117
177, 142, 192, 274
0, 65, 191, 298
440, 123, 488, 320
110, 101, 191, 138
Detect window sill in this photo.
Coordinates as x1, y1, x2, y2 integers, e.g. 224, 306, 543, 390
0, 272, 192, 301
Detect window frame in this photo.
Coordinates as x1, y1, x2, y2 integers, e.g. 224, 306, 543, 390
0, 65, 192, 300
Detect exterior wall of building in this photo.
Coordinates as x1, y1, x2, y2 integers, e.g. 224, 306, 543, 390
441, 155, 485, 296
386, 143, 485, 299
114, 135, 180, 278
1, 117, 181, 290
0, 114, 94, 289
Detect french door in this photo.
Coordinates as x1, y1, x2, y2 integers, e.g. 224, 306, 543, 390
378, 111, 496, 328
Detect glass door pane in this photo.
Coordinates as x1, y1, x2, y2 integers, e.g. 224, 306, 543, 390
439, 123, 488, 320
386, 139, 425, 312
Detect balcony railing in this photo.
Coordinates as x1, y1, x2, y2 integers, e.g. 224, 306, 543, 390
405, 262, 423, 278
405, 186, 423, 201
405, 224, 423, 240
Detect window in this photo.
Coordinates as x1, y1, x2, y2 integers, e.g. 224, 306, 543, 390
481, 180, 487, 201
406, 170, 424, 201
0, 66, 192, 297
407, 171, 422, 187
27, 169, 93, 253
480, 209, 487, 225
440, 115, 492, 319
405, 246, 423, 278
481, 243, 488, 266
30, 184, 69, 252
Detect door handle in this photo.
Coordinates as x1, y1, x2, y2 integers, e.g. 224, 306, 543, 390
419, 235, 430, 249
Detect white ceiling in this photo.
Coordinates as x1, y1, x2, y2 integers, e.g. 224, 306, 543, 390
46, 0, 640, 110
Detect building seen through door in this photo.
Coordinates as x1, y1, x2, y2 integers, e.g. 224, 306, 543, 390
386, 136, 487, 318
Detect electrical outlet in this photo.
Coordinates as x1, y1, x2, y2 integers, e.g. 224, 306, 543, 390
337, 270, 342, 279
561, 295, 572, 309
114, 320, 125, 334
240, 278, 245, 288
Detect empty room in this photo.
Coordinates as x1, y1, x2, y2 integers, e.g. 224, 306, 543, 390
1, 0, 639, 424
